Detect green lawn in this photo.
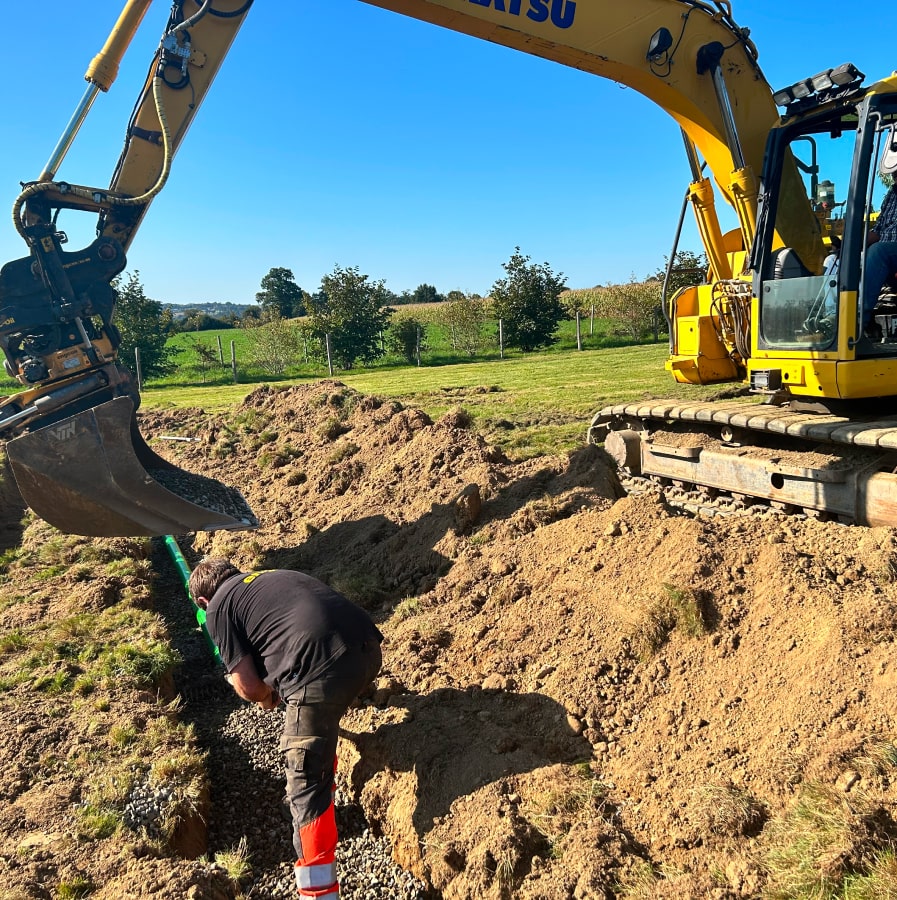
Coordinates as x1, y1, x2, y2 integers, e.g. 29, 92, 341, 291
163, 312, 657, 386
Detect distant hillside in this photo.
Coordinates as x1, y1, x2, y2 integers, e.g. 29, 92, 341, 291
164, 301, 253, 321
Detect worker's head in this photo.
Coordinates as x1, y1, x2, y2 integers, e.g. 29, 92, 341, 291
189, 557, 240, 607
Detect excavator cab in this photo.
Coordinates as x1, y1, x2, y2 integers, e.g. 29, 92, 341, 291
751, 88, 897, 376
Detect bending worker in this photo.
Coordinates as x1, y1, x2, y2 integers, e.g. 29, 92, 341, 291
189, 558, 383, 899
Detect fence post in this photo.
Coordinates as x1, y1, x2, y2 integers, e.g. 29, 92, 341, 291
325, 334, 334, 376
230, 341, 238, 383
216, 334, 224, 364
576, 311, 582, 351
134, 348, 143, 392
498, 318, 504, 359
590, 303, 595, 336
416, 325, 421, 366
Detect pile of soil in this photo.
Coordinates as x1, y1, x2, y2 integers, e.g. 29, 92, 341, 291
139, 380, 897, 898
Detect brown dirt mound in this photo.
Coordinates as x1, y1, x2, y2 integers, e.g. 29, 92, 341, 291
139, 381, 897, 898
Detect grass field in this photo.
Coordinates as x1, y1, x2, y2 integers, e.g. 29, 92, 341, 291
162, 309, 659, 386
141, 343, 726, 459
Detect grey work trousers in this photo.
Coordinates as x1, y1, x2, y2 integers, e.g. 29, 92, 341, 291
280, 639, 382, 859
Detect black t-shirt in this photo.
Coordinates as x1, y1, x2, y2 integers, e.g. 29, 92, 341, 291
205, 569, 382, 695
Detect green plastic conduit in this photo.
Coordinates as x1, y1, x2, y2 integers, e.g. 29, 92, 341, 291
163, 534, 221, 663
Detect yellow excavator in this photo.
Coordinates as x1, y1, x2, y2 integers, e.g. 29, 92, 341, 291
3, 0, 897, 534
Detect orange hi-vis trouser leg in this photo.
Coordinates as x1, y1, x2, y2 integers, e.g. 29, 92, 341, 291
294, 798, 339, 897
281, 641, 382, 899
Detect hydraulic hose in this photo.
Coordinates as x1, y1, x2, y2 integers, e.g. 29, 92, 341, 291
163, 534, 221, 663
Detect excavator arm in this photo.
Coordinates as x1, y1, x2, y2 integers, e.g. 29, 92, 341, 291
0, 0, 823, 536
0, 0, 256, 536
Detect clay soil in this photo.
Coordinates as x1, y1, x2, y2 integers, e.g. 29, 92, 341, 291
3, 378, 897, 898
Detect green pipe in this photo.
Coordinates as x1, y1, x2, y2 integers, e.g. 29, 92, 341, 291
163, 535, 221, 663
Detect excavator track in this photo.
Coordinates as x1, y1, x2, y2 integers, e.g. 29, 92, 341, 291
589, 399, 897, 527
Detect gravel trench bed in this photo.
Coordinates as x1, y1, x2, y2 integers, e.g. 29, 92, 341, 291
152, 542, 430, 899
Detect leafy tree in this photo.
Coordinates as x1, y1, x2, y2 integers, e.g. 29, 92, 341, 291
255, 267, 306, 318
411, 283, 445, 305
387, 315, 428, 364
309, 266, 391, 369
179, 311, 229, 332
186, 337, 223, 383
490, 248, 566, 352
593, 279, 663, 341
440, 291, 490, 356
653, 249, 709, 297
242, 314, 302, 376
112, 271, 175, 380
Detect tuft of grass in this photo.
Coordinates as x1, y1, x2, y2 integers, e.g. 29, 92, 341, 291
762, 780, 888, 899
630, 583, 708, 660
76, 805, 121, 840
72, 675, 95, 696
615, 860, 660, 899
493, 847, 516, 888
317, 416, 349, 441
841, 848, 897, 899
108, 724, 138, 747
103, 557, 150, 578
0, 671, 30, 692
0, 547, 21, 573
149, 750, 208, 842
0, 629, 28, 653
56, 875, 94, 899
327, 441, 360, 465
692, 781, 765, 836
392, 597, 421, 622
215, 836, 252, 883
468, 527, 494, 546
34, 671, 75, 694
526, 764, 606, 848
328, 571, 384, 606
853, 740, 897, 779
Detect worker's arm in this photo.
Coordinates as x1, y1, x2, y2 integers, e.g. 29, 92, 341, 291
225, 655, 279, 709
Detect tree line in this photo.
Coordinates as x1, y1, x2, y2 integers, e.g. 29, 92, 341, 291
111, 248, 708, 381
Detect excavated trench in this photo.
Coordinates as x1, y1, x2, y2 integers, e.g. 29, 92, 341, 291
151, 540, 430, 899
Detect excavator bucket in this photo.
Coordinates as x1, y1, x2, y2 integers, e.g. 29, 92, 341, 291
5, 396, 258, 537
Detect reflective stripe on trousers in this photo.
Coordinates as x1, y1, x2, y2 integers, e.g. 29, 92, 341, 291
295, 861, 339, 897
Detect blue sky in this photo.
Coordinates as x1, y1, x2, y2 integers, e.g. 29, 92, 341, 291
0, 1, 892, 305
